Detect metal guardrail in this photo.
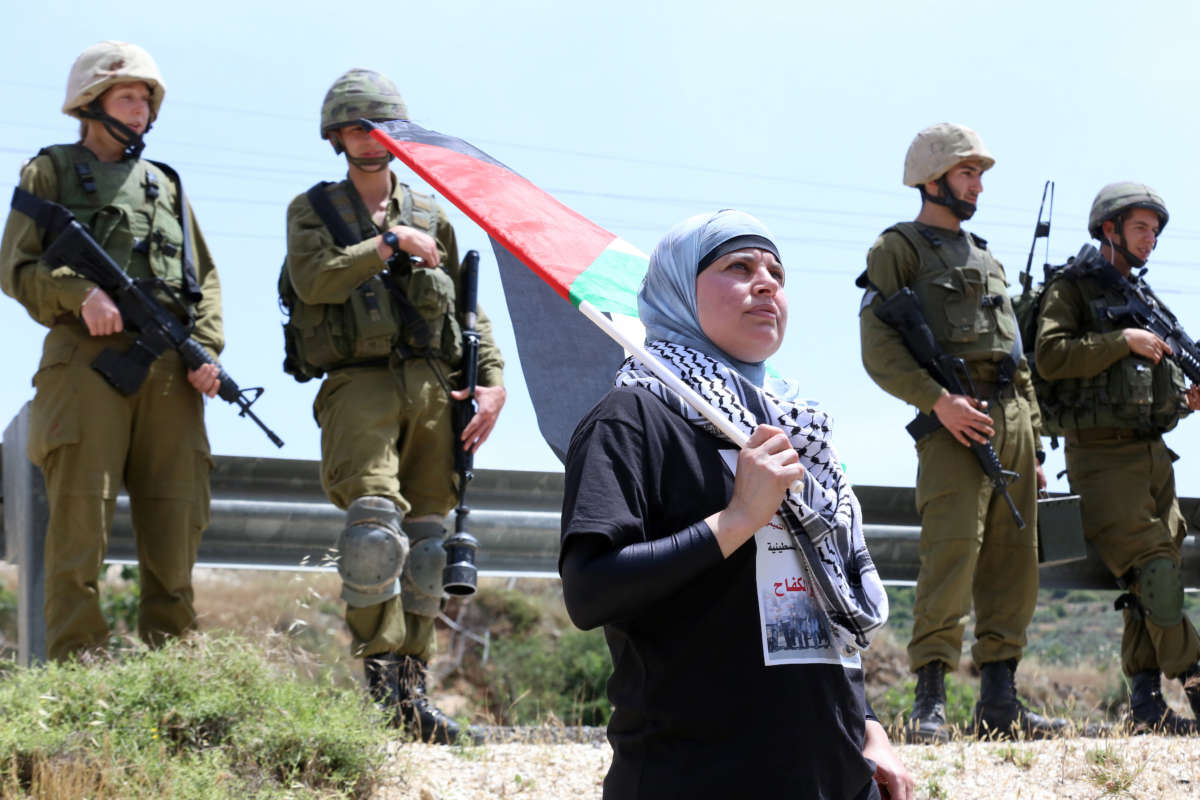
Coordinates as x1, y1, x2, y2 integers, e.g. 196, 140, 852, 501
3, 403, 1199, 665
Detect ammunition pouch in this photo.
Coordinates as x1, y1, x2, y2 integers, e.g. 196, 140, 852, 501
398, 266, 463, 365
889, 222, 1018, 362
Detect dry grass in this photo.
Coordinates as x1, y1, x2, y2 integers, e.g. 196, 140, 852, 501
192, 567, 359, 687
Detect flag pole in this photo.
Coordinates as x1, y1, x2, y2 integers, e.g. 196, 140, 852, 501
578, 301, 807, 492
577, 300, 751, 447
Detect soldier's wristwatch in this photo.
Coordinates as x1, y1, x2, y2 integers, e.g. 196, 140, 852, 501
381, 231, 402, 260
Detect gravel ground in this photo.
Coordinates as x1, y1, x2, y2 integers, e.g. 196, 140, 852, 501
374, 734, 1200, 799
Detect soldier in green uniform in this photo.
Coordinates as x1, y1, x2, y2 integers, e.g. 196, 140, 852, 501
858, 123, 1064, 742
0, 41, 223, 662
1035, 183, 1200, 734
284, 69, 504, 744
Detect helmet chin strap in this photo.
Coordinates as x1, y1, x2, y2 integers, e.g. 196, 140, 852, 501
921, 175, 976, 221
78, 101, 149, 160
1105, 214, 1149, 269
346, 153, 393, 173
1106, 234, 1147, 270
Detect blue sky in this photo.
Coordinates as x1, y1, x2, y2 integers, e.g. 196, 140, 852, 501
3, 1, 1200, 496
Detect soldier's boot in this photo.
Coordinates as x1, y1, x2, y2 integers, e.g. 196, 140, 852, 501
363, 653, 404, 728
1180, 663, 1200, 722
906, 661, 951, 743
973, 659, 1070, 740
1130, 669, 1197, 735
397, 654, 483, 745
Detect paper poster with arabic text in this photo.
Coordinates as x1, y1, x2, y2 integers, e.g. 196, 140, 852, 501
755, 517, 862, 669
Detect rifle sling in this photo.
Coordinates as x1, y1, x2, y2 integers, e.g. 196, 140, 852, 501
10, 187, 73, 244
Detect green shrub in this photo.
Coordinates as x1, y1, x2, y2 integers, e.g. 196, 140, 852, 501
875, 669, 976, 730
487, 628, 611, 726
474, 587, 543, 636
0, 581, 16, 642
0, 633, 386, 799
99, 564, 140, 635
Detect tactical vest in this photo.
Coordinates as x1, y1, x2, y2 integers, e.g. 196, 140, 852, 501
1036, 268, 1187, 435
279, 180, 462, 381
38, 144, 200, 304
889, 222, 1018, 366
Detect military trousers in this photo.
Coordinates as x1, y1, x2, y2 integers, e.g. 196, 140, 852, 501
28, 324, 211, 662
1065, 435, 1200, 677
908, 392, 1039, 671
313, 358, 456, 660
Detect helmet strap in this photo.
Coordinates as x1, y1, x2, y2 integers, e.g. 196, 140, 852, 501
920, 175, 976, 221
1106, 214, 1148, 269
346, 153, 393, 173
79, 100, 149, 160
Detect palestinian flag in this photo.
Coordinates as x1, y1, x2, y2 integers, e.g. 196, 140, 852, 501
368, 119, 648, 461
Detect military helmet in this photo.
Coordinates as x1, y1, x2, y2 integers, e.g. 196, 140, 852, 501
63, 41, 165, 122
903, 123, 995, 187
320, 68, 408, 152
1088, 182, 1168, 239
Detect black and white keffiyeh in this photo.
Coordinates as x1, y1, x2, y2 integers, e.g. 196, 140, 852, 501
616, 340, 889, 654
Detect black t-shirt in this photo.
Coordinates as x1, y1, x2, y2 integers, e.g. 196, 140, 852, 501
562, 387, 875, 800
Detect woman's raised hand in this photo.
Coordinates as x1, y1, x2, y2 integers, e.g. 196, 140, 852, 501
707, 424, 804, 557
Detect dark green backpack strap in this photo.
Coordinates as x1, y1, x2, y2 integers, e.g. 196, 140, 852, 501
305, 181, 361, 247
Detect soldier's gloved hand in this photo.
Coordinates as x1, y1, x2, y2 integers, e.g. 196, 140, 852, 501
452, 384, 506, 453
932, 392, 994, 447
187, 363, 221, 398
80, 287, 124, 336
376, 225, 440, 267
1123, 328, 1171, 364
1185, 385, 1200, 411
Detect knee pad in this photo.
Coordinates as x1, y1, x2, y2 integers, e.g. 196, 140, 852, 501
401, 519, 447, 618
1137, 557, 1184, 627
337, 496, 407, 608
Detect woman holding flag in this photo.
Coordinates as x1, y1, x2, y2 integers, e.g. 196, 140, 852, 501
559, 210, 913, 799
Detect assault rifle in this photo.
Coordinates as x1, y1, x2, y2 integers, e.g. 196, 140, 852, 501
873, 287, 1025, 528
1072, 244, 1200, 385
13, 189, 284, 448
442, 250, 481, 597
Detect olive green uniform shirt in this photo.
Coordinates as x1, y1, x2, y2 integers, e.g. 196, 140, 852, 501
0, 152, 223, 357
284, 174, 503, 388
1034, 278, 1130, 382
860, 224, 1041, 437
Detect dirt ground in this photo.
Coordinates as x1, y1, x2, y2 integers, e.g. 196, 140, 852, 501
375, 735, 1200, 800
